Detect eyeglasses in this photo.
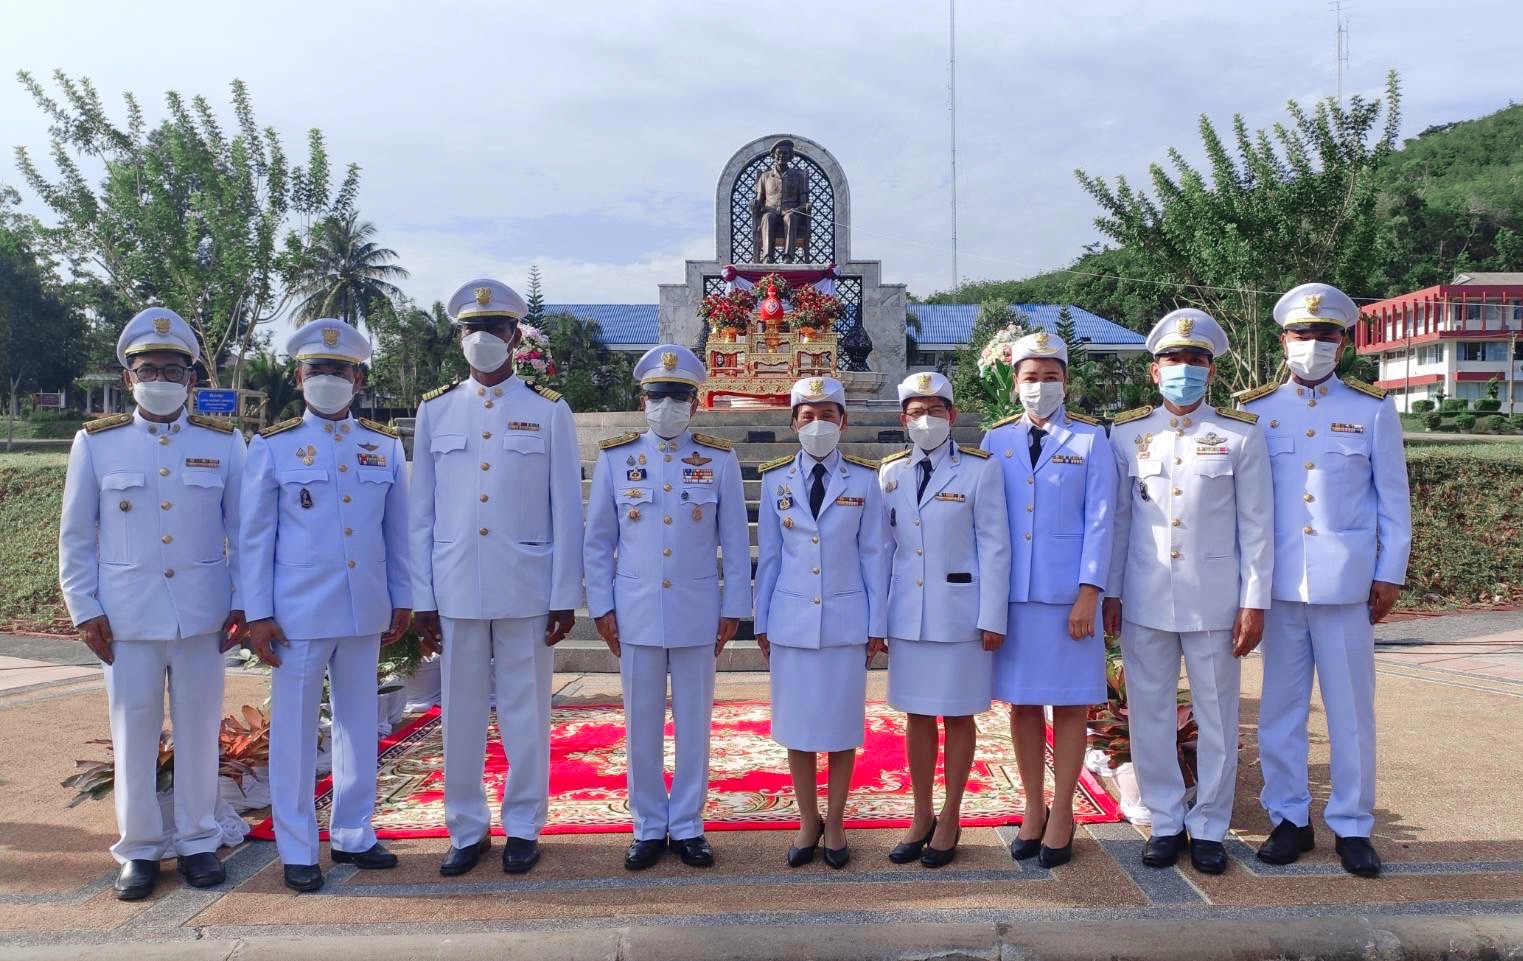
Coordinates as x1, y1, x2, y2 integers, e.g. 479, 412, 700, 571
644, 386, 695, 403
300, 361, 357, 378
130, 364, 189, 383
904, 405, 950, 418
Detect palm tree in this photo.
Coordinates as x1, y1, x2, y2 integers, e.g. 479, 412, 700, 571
243, 349, 300, 423
291, 212, 410, 328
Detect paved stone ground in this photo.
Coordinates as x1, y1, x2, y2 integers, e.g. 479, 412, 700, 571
1, 615, 1519, 959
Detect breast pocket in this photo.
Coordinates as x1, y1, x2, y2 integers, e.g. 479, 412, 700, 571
430, 433, 466, 459
99, 470, 145, 565
275, 468, 329, 566
1193, 458, 1233, 479
1266, 434, 1295, 457
684, 486, 719, 523
1324, 433, 1369, 473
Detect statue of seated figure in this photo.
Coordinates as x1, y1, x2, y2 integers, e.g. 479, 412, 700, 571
751, 139, 811, 263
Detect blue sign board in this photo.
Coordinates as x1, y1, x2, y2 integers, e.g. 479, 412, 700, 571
194, 389, 239, 415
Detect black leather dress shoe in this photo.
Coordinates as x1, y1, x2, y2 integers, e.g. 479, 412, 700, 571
823, 844, 850, 870
502, 836, 541, 874
1009, 806, 1049, 861
177, 851, 225, 888
331, 842, 398, 869
1189, 839, 1229, 874
671, 835, 714, 867
282, 863, 324, 892
888, 819, 936, 864
113, 859, 160, 901
1334, 836, 1382, 878
1256, 819, 1316, 865
439, 836, 492, 876
786, 823, 822, 867
624, 838, 665, 871
1142, 830, 1188, 868
920, 829, 960, 869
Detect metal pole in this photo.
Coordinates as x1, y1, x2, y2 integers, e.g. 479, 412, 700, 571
948, 0, 959, 292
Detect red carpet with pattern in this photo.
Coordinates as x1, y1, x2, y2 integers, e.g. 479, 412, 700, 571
250, 700, 1120, 840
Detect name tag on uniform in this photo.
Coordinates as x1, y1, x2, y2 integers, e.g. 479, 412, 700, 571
509, 421, 540, 432
683, 467, 714, 484
357, 452, 387, 467
1331, 422, 1365, 433
184, 457, 220, 469
934, 492, 966, 503
834, 495, 865, 507
626, 468, 647, 481
1051, 454, 1084, 465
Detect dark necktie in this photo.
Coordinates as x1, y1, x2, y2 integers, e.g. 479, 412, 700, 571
809, 463, 827, 518
916, 458, 933, 501
1029, 426, 1046, 468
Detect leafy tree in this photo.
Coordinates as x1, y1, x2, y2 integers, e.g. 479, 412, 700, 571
367, 298, 466, 410
525, 264, 545, 324
950, 298, 1027, 415
290, 212, 408, 328
241, 349, 300, 423
12, 70, 361, 388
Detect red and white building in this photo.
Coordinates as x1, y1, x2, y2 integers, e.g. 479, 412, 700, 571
1356, 273, 1523, 412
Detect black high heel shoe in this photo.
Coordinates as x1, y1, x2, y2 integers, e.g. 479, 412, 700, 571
920, 827, 961, 869
787, 820, 824, 867
1009, 805, 1049, 861
888, 818, 937, 864
1038, 813, 1075, 868
823, 844, 850, 869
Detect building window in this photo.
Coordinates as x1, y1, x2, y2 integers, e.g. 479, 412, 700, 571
1459, 342, 1509, 362
1415, 344, 1444, 365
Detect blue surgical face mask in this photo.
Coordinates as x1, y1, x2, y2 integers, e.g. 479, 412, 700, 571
1158, 364, 1209, 406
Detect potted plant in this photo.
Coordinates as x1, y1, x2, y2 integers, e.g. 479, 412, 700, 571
1087, 641, 1200, 824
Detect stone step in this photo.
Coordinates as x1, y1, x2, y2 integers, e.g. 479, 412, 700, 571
576, 424, 985, 446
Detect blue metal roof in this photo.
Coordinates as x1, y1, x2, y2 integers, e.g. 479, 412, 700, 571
543, 302, 1145, 350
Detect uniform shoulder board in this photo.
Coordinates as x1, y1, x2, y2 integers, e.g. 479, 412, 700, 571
599, 431, 641, 450
1214, 406, 1259, 425
692, 432, 732, 451
987, 413, 1022, 430
1344, 377, 1388, 400
259, 417, 302, 438
83, 413, 132, 434
879, 448, 912, 467
186, 414, 236, 433
422, 380, 461, 403
1111, 406, 1153, 426
841, 453, 880, 470
358, 417, 400, 438
757, 454, 793, 474
1066, 410, 1101, 426
1232, 378, 1283, 405
958, 444, 992, 459
529, 382, 563, 403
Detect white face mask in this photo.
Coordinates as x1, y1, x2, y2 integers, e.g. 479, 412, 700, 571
132, 381, 187, 417
644, 397, 692, 439
1285, 338, 1340, 381
1017, 381, 1065, 420
302, 374, 355, 415
461, 330, 512, 373
906, 414, 951, 451
797, 420, 842, 459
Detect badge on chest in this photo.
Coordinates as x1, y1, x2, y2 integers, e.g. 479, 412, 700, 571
933, 492, 966, 503
357, 452, 387, 467
625, 468, 647, 481
683, 466, 714, 485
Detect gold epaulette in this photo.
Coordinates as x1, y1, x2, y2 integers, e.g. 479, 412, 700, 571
692, 432, 732, 451
841, 453, 879, 470
958, 444, 991, 459
758, 454, 793, 474
359, 417, 400, 438
879, 448, 912, 466
259, 417, 302, 438
987, 413, 1022, 430
1344, 377, 1388, 400
599, 432, 641, 450
1111, 406, 1153, 426
1215, 406, 1259, 425
530, 382, 563, 403
186, 414, 236, 433
422, 380, 460, 403
1066, 410, 1101, 426
1233, 377, 1284, 405
83, 413, 132, 434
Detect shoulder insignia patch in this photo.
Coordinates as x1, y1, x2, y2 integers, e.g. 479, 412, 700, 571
530, 382, 563, 403
186, 414, 236, 433
422, 380, 461, 403
958, 444, 992, 459
83, 413, 132, 434
359, 417, 400, 438
692, 432, 732, 451
1233, 375, 1285, 405
987, 413, 1022, 430
879, 448, 912, 467
1111, 406, 1153, 426
599, 431, 641, 450
1215, 405, 1259, 425
758, 454, 793, 474
1344, 377, 1388, 400
1066, 410, 1101, 426
841, 453, 880, 470
259, 417, 302, 438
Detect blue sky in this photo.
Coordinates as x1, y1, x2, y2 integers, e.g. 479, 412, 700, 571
4, 0, 1520, 325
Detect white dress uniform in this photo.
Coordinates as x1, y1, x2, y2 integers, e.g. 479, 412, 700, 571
880, 372, 1010, 718
753, 377, 889, 752
1239, 284, 1411, 840
583, 346, 751, 843
1105, 311, 1274, 843
408, 280, 584, 847
240, 321, 411, 866
58, 308, 244, 865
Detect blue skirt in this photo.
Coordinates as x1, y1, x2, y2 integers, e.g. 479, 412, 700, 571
887, 637, 992, 717
993, 601, 1104, 706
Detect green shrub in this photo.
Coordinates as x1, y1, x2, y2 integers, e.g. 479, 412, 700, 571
1404, 445, 1523, 608
1482, 415, 1505, 432
1440, 398, 1469, 413
1454, 413, 1477, 431
1474, 398, 1502, 413
0, 454, 71, 632
1424, 412, 1443, 430
1512, 414, 1523, 431
1411, 400, 1435, 413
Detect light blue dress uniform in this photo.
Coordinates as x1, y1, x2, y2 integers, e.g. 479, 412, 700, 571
880, 371, 1010, 718
58, 307, 244, 864
1106, 310, 1275, 842
408, 279, 585, 847
754, 377, 889, 752
241, 320, 411, 866
1239, 284, 1411, 839
583, 346, 751, 842
981, 330, 1114, 707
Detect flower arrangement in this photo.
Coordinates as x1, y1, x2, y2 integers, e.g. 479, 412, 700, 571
1087, 640, 1199, 785
789, 285, 842, 337
700, 287, 756, 333
513, 324, 557, 380
972, 321, 1029, 423
62, 706, 272, 806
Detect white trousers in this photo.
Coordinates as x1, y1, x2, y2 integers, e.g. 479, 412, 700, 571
1258, 600, 1377, 837
440, 615, 553, 844
620, 644, 717, 841
269, 634, 381, 865
103, 633, 225, 863
1119, 622, 1241, 841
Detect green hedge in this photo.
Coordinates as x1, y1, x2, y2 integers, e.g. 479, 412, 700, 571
1411, 400, 1436, 413
1440, 398, 1469, 413
0, 454, 71, 632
